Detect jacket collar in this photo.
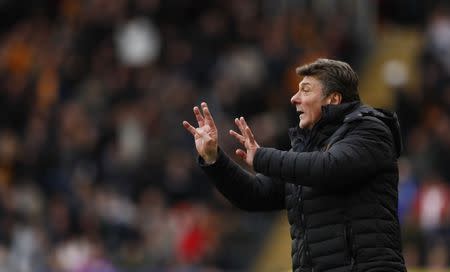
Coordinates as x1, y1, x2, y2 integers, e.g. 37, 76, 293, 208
288, 101, 361, 142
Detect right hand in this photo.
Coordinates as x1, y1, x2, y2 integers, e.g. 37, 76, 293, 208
229, 116, 260, 168
182, 102, 218, 164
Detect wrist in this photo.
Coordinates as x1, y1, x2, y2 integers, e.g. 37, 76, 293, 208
203, 150, 218, 165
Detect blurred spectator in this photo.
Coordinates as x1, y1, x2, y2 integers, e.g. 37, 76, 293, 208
411, 175, 449, 232
397, 158, 418, 224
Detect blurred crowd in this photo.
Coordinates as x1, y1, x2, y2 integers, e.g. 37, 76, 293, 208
0, 0, 448, 271
394, 3, 450, 269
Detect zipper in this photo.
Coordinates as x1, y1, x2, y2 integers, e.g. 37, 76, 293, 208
305, 239, 312, 266
295, 186, 313, 269
345, 222, 354, 266
297, 186, 303, 267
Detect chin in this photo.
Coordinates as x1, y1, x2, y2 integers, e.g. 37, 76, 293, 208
299, 120, 312, 129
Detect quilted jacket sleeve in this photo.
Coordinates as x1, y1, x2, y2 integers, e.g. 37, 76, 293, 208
253, 119, 396, 190
200, 148, 285, 211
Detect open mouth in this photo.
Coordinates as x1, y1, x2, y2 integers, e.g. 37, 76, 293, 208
297, 110, 304, 118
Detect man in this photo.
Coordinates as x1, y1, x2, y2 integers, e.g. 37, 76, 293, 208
183, 59, 406, 272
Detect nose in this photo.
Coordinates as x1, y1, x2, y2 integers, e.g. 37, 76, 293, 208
291, 92, 301, 105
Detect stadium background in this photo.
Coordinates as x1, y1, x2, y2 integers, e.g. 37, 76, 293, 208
0, 0, 448, 271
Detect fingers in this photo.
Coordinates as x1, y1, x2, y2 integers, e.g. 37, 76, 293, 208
235, 149, 246, 160
201, 102, 217, 130
235, 117, 247, 136
193, 106, 204, 127
235, 116, 252, 141
245, 126, 256, 145
182, 121, 198, 137
234, 116, 257, 145
239, 116, 249, 129
229, 129, 245, 144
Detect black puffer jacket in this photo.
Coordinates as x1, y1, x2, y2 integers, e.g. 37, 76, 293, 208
200, 102, 406, 272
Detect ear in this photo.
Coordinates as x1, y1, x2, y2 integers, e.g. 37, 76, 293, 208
327, 92, 342, 105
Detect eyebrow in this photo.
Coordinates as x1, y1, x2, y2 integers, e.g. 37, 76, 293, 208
299, 82, 311, 87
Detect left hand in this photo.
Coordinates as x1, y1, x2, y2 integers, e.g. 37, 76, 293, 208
229, 117, 260, 168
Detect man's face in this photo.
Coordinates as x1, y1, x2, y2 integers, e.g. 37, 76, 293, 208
290, 76, 329, 129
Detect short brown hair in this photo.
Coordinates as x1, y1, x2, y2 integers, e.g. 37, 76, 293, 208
296, 58, 360, 103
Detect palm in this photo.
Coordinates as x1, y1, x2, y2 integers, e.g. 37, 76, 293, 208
194, 124, 217, 157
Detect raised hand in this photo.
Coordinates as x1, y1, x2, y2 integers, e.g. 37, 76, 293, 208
229, 116, 260, 167
183, 102, 218, 164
